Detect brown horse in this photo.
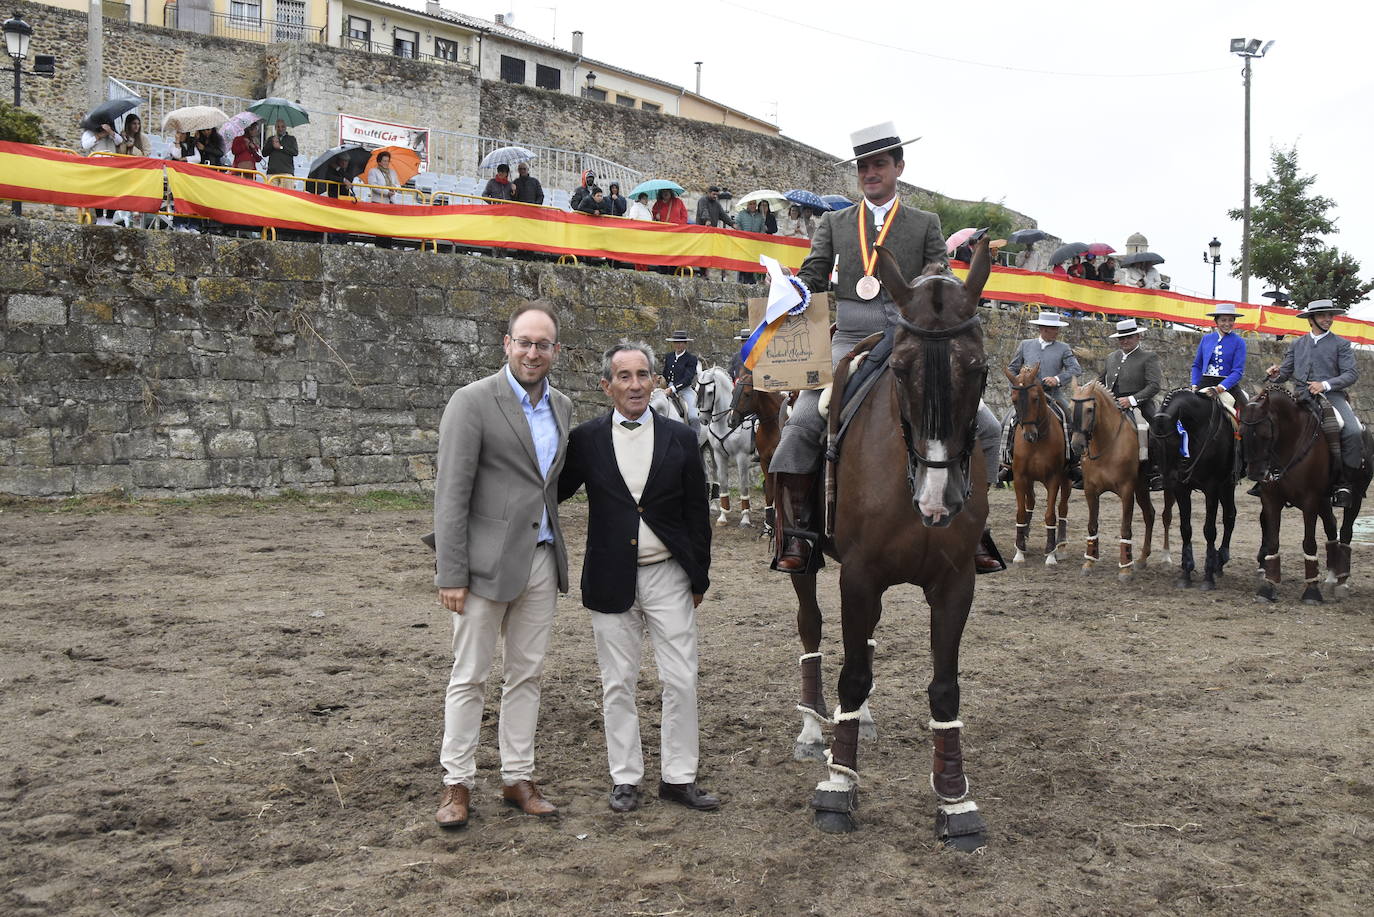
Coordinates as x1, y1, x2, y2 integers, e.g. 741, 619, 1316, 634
1068, 380, 1158, 579
1004, 363, 1072, 565
728, 372, 787, 535
1242, 385, 1373, 603
795, 240, 992, 849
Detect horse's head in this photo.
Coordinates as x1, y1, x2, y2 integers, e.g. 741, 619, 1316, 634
728, 371, 753, 428
1240, 387, 1279, 482
1005, 362, 1045, 442
1150, 387, 1193, 478
876, 239, 989, 526
1068, 379, 1100, 456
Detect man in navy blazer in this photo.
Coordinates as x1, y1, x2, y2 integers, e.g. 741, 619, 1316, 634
559, 340, 718, 814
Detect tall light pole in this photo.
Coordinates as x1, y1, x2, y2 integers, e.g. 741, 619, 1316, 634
3, 13, 56, 217
1203, 237, 1221, 299
1230, 37, 1274, 304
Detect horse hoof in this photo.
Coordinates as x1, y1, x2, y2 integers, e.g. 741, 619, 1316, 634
936, 803, 988, 852
1301, 587, 1324, 605
1117, 572, 1134, 583
1012, 551, 1025, 564
1162, 552, 1173, 566
1044, 553, 1058, 566
1325, 571, 1339, 585
793, 741, 828, 762
814, 809, 858, 834
1137, 557, 1149, 571
715, 518, 728, 527
1200, 580, 1217, 592
1255, 584, 1278, 603
858, 723, 878, 742
739, 520, 753, 528
1175, 578, 1192, 589
1334, 583, 1352, 598
1080, 563, 1094, 575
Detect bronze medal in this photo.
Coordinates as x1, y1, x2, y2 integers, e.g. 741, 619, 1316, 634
856, 199, 900, 303
855, 275, 880, 301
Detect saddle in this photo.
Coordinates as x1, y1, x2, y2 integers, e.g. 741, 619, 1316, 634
821, 329, 893, 538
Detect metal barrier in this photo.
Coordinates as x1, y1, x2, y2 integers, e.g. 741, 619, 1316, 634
163, 3, 325, 44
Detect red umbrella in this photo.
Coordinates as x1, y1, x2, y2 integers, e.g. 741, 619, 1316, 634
1085, 242, 1116, 256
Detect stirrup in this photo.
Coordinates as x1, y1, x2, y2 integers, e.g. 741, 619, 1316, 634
1331, 486, 1353, 508
771, 527, 823, 575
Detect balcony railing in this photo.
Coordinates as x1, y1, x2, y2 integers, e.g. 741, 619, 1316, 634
341, 35, 475, 71
163, 3, 326, 44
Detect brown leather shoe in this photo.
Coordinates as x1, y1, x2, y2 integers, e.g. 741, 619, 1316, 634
777, 537, 811, 572
658, 780, 721, 811
502, 779, 558, 817
435, 783, 470, 829
974, 528, 1005, 574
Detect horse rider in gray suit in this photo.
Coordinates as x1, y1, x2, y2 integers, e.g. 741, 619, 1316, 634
769, 120, 1002, 574
1266, 298, 1364, 507
432, 301, 572, 829
1101, 318, 1165, 491
1003, 310, 1083, 482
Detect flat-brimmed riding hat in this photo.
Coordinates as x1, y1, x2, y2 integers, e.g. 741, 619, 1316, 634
1109, 318, 1144, 339
1028, 311, 1069, 327
835, 121, 921, 165
1296, 298, 1345, 318
733, 327, 751, 340
665, 330, 693, 342
1206, 302, 1244, 319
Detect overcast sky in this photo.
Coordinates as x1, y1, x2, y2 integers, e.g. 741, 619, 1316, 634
438, 0, 1372, 315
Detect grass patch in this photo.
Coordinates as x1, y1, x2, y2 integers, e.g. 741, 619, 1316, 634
0, 488, 433, 516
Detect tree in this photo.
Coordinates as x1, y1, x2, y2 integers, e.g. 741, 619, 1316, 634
0, 101, 44, 144
1290, 247, 1374, 309
926, 197, 1020, 242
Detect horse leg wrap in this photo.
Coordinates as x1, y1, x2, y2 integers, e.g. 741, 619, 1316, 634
1044, 524, 1057, 553
720, 493, 731, 512
1085, 532, 1099, 561
1264, 552, 1281, 586
1058, 518, 1068, 545
1119, 538, 1134, 569
1304, 553, 1320, 585
1015, 522, 1029, 553
828, 716, 861, 779
798, 653, 829, 720
929, 719, 970, 802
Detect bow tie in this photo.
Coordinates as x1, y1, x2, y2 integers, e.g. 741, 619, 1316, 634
620, 420, 641, 430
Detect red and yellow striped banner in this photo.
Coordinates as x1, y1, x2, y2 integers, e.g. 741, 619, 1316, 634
164, 160, 810, 272
0, 141, 165, 212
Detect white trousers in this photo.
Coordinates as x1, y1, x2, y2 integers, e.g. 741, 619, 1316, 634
440, 544, 557, 788
590, 559, 700, 786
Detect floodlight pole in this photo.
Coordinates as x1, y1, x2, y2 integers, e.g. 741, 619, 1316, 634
1241, 54, 1252, 304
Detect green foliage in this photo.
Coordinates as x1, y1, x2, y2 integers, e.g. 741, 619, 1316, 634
0, 101, 44, 144
1290, 247, 1374, 309
926, 197, 1020, 243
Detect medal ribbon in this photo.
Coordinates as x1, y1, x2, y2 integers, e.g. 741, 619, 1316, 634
858, 198, 901, 278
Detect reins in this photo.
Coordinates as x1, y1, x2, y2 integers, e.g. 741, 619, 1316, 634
1070, 384, 1130, 462
1151, 390, 1227, 487
1240, 389, 1323, 485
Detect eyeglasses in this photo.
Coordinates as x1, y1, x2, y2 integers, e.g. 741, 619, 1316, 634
511, 337, 556, 353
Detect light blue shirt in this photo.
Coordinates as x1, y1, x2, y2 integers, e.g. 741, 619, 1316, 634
505, 365, 558, 543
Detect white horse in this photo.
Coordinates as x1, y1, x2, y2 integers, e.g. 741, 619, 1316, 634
648, 387, 686, 425
696, 365, 757, 527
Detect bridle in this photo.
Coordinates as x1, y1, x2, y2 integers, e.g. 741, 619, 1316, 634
1010, 380, 1049, 442
1149, 389, 1227, 487
1069, 385, 1128, 462
887, 310, 985, 500
698, 370, 739, 430
1239, 387, 1322, 485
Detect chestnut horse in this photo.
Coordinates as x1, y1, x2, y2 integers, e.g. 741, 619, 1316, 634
1149, 388, 1238, 590
797, 241, 992, 850
1068, 380, 1159, 578
1004, 363, 1072, 564
1241, 385, 1372, 603
728, 372, 787, 534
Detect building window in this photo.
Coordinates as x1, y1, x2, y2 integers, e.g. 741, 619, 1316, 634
641, 101, 660, 113
584, 87, 607, 102
435, 37, 461, 62
615, 95, 636, 107
347, 16, 370, 44
394, 28, 419, 59
500, 55, 526, 84
535, 64, 560, 91
229, 0, 262, 25
275, 0, 306, 42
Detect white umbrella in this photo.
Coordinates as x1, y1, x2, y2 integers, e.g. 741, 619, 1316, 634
219, 111, 262, 144
480, 146, 536, 170
162, 106, 230, 134
734, 189, 788, 214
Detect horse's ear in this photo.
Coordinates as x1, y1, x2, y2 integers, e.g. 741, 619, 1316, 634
873, 245, 910, 307
1028, 362, 1040, 378
1003, 365, 1017, 383
964, 237, 992, 304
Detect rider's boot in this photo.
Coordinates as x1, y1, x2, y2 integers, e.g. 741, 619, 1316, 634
774, 471, 817, 574
1321, 407, 1351, 507
1069, 453, 1084, 490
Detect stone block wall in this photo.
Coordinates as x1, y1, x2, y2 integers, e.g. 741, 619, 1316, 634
0, 220, 748, 497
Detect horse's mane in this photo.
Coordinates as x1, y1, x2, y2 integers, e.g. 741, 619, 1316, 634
1158, 385, 1196, 413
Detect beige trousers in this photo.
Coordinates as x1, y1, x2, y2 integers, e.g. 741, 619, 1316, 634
590, 559, 701, 786
440, 545, 557, 788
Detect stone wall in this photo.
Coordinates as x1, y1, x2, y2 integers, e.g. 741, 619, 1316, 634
20, 3, 265, 149
0, 220, 748, 497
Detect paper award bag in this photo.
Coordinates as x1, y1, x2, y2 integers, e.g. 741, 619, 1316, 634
745, 292, 832, 392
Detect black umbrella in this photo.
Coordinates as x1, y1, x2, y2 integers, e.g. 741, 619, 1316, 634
1262, 289, 1292, 304
1120, 251, 1165, 267
80, 97, 143, 132
1049, 242, 1089, 266
307, 144, 372, 181
1010, 228, 1048, 245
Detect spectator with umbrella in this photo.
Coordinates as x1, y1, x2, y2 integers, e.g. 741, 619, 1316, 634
514, 162, 544, 205
481, 163, 516, 201
651, 187, 687, 224
115, 114, 149, 158
230, 121, 264, 174
249, 100, 309, 179
193, 128, 227, 168
80, 105, 128, 225
1119, 252, 1164, 289
626, 192, 652, 221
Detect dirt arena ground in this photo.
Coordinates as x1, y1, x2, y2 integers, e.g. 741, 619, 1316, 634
1, 486, 1371, 916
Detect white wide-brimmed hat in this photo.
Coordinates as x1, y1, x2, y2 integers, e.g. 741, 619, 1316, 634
835, 121, 921, 165
1109, 318, 1144, 339
665, 330, 693, 342
1296, 298, 1345, 318
1206, 303, 1244, 318
1028, 311, 1069, 327
734, 327, 751, 341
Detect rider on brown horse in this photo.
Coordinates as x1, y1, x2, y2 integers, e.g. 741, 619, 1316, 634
1101, 318, 1164, 492
1002, 310, 1083, 486
1264, 299, 1364, 507
768, 120, 1002, 574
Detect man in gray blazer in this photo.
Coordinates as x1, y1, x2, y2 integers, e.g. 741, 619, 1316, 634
771, 121, 948, 572
1008, 311, 1082, 415
1102, 318, 1164, 490
433, 301, 572, 829
1267, 299, 1364, 506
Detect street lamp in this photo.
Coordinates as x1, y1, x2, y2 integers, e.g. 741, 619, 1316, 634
1203, 237, 1221, 298
1231, 37, 1274, 304
3, 13, 56, 216
583, 70, 597, 99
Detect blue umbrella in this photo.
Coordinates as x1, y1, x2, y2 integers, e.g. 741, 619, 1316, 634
821, 194, 855, 211
784, 189, 828, 213
628, 178, 685, 199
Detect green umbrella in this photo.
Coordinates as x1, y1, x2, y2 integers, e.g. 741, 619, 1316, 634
248, 98, 310, 129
